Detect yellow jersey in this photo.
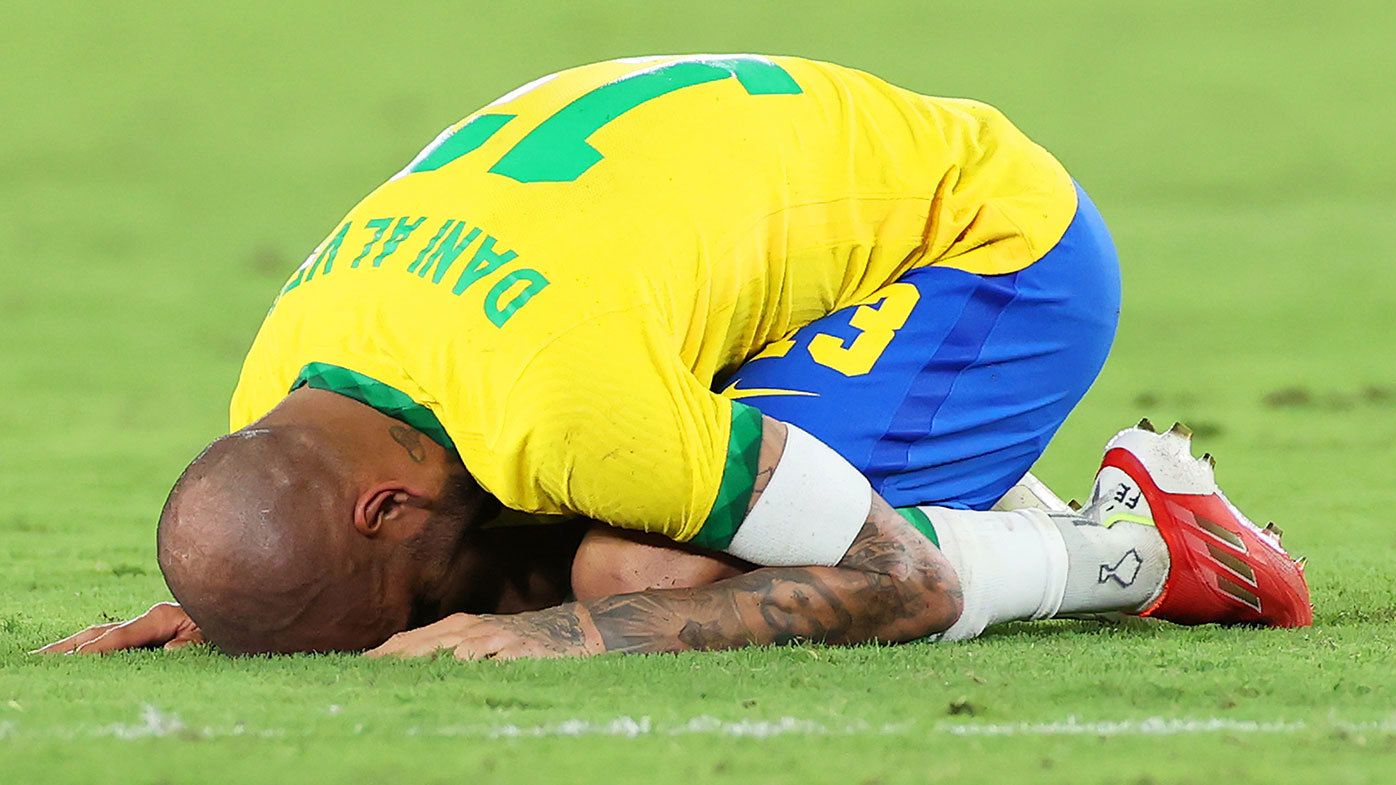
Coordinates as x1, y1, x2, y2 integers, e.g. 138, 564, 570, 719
230, 54, 1077, 551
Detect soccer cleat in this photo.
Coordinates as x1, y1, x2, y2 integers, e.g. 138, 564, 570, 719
1087, 423, 1313, 628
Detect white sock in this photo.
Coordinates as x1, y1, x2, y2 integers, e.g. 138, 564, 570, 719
925, 507, 1068, 641
1047, 511, 1169, 616
920, 506, 1168, 641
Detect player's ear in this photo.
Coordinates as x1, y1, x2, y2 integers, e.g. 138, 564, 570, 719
353, 483, 429, 538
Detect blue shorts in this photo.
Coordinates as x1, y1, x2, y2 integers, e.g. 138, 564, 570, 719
720, 182, 1120, 510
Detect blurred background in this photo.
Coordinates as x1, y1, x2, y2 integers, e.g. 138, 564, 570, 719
2, 0, 1393, 596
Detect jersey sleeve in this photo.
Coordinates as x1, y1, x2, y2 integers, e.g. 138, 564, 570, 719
477, 310, 762, 547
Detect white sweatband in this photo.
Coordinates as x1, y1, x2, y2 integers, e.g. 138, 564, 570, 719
723, 424, 872, 567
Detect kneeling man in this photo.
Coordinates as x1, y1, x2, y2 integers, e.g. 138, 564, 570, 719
39, 54, 1311, 659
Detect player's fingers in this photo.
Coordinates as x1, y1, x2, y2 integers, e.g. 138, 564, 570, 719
452, 623, 532, 661
365, 614, 478, 658
364, 629, 413, 657
363, 637, 398, 658
72, 614, 172, 655
365, 629, 454, 658
452, 635, 505, 661
163, 630, 207, 650
30, 623, 121, 654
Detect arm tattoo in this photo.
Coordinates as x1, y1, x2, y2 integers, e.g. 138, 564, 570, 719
579, 497, 962, 654
516, 414, 959, 656
389, 424, 427, 463
493, 605, 588, 655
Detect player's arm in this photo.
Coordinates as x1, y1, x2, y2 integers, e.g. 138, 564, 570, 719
368, 416, 964, 658
569, 524, 750, 601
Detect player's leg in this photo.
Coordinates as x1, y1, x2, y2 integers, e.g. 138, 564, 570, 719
571, 423, 1312, 631
720, 182, 1308, 636
575, 183, 1122, 611
572, 183, 1309, 631
724, 183, 1119, 512
722, 184, 1111, 491
717, 183, 1146, 638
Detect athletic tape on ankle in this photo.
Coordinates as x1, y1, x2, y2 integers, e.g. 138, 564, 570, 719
724, 424, 872, 567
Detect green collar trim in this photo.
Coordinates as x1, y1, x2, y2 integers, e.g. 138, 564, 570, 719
291, 362, 458, 455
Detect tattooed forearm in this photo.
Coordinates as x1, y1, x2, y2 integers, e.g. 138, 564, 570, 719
575, 497, 962, 654
389, 424, 427, 463
492, 605, 588, 654
589, 592, 745, 653
511, 414, 960, 657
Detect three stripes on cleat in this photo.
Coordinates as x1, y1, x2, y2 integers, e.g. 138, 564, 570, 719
1134, 416, 1307, 573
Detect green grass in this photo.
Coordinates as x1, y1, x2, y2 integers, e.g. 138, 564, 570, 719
3, 1, 1396, 783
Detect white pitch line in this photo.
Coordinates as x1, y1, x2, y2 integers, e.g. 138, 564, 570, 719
423, 716, 915, 740
97, 705, 189, 740
940, 717, 1311, 737
2, 707, 1394, 743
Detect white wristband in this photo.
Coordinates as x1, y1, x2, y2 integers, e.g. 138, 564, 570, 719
724, 424, 873, 567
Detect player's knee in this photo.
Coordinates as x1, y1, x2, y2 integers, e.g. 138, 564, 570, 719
571, 525, 748, 601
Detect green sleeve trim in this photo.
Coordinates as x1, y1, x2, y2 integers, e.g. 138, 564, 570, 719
689, 400, 764, 550
895, 506, 940, 547
291, 362, 458, 455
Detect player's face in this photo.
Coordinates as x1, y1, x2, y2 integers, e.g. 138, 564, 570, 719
398, 485, 491, 626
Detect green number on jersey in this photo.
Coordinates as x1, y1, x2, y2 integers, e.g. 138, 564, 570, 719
404, 56, 802, 182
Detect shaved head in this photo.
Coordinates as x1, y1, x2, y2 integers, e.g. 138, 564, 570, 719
157, 396, 485, 654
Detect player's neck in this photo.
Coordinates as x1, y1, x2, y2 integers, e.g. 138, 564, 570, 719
258, 387, 454, 484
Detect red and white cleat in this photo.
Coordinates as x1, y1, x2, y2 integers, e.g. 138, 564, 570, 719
1088, 419, 1313, 628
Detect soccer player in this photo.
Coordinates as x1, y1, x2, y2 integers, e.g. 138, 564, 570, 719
37, 55, 1310, 659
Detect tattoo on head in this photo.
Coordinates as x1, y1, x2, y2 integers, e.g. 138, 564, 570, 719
389, 424, 427, 463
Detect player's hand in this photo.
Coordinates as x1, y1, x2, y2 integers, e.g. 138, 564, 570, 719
366, 609, 601, 661
31, 602, 205, 655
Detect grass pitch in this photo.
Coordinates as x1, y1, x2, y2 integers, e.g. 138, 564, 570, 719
3, 2, 1395, 783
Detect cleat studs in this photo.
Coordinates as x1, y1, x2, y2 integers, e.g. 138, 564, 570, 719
1068, 499, 1082, 511
1202, 452, 1216, 469
1295, 556, 1308, 572
1168, 421, 1193, 440
1137, 418, 1157, 433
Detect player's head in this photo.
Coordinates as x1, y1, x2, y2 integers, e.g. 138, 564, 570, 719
155, 422, 491, 654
